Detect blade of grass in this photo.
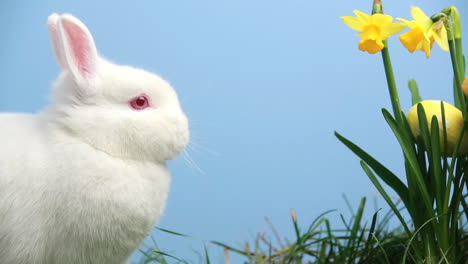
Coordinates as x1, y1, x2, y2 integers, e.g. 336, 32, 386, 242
307, 209, 336, 233
138, 249, 165, 264
156, 228, 191, 238
343, 194, 355, 216
402, 216, 440, 264
211, 242, 254, 258
204, 244, 211, 264
370, 232, 392, 264
151, 250, 189, 264
346, 197, 366, 261
364, 209, 380, 252
291, 209, 301, 243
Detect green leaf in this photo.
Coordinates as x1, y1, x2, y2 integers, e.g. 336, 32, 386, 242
408, 79, 422, 105
360, 161, 410, 234
445, 124, 466, 211
417, 103, 432, 157
440, 102, 450, 174
381, 109, 434, 219
461, 197, 468, 223
335, 132, 409, 204
430, 115, 444, 209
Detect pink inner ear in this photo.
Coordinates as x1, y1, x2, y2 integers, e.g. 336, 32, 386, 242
63, 21, 94, 77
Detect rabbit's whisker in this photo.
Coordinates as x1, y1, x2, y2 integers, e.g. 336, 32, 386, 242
182, 149, 205, 175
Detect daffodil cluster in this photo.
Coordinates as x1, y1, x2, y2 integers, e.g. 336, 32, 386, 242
338, 2, 466, 262
341, 7, 449, 58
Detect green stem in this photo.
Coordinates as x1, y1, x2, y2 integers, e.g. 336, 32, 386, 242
449, 6, 462, 39
381, 43, 403, 124
455, 38, 465, 121
372, 2, 403, 123
443, 6, 466, 114
448, 9, 465, 261
455, 38, 464, 78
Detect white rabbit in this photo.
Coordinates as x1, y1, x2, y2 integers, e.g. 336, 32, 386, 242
0, 13, 189, 264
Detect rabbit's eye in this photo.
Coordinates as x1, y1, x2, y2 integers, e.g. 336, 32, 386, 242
129, 95, 151, 110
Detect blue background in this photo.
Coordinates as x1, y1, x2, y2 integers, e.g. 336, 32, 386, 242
1, 0, 467, 263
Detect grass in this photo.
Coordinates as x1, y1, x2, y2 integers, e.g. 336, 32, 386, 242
135, 196, 468, 264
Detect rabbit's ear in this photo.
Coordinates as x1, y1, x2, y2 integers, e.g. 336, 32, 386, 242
57, 14, 98, 84
47, 13, 66, 69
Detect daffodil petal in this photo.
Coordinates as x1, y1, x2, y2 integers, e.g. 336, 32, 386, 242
396, 18, 418, 29
371, 14, 393, 25
341, 16, 364, 31
396, 18, 410, 24
421, 38, 433, 58
432, 26, 449, 51
353, 10, 371, 22
411, 6, 430, 23
381, 22, 406, 38
412, 36, 433, 58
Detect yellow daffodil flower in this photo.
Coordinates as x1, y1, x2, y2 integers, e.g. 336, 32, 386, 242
342, 10, 405, 54
397, 7, 449, 58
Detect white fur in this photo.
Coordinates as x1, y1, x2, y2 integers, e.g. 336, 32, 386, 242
0, 13, 189, 264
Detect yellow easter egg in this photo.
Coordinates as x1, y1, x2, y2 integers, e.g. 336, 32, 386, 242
406, 100, 468, 155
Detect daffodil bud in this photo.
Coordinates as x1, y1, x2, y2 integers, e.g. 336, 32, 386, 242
430, 13, 447, 23
372, 0, 383, 15
407, 100, 468, 155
